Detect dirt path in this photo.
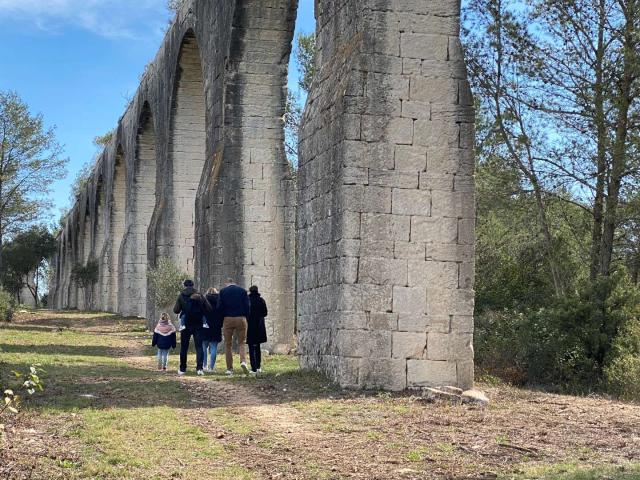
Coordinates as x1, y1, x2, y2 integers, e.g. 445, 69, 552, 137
3, 311, 640, 480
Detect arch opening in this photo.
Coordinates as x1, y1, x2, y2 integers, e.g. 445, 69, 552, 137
107, 148, 126, 312
94, 176, 106, 311
167, 31, 206, 276
122, 104, 157, 317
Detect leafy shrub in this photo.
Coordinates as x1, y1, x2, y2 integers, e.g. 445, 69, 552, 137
1, 365, 44, 437
605, 307, 640, 401
475, 272, 640, 396
0, 287, 14, 322
147, 257, 187, 308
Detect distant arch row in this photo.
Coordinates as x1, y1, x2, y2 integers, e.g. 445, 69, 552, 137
52, 2, 298, 354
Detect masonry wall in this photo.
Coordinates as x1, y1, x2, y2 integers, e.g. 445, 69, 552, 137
50, 0, 298, 350
297, 0, 475, 390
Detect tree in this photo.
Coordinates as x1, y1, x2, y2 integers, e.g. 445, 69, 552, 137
0, 91, 67, 278
285, 32, 316, 167
71, 259, 99, 310
167, 0, 184, 13
1, 225, 56, 306
147, 257, 187, 329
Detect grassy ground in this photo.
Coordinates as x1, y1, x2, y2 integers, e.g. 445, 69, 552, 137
1, 311, 639, 480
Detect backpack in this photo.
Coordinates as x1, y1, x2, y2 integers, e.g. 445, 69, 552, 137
184, 294, 204, 324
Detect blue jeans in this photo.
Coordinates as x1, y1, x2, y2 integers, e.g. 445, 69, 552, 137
202, 340, 218, 370
157, 348, 170, 368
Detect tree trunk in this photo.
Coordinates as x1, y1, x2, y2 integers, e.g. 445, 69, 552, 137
590, 0, 608, 280
599, 0, 637, 276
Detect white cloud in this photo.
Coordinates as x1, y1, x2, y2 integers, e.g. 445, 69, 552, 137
0, 0, 170, 40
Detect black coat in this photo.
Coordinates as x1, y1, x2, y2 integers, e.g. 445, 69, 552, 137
247, 293, 268, 345
202, 293, 223, 343
152, 331, 177, 350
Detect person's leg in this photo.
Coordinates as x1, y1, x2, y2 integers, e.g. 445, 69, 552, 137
194, 330, 204, 371
161, 349, 169, 369
256, 344, 262, 371
210, 341, 218, 370
223, 318, 234, 371
248, 344, 257, 372
202, 340, 209, 369
238, 318, 248, 366
179, 329, 192, 373
156, 348, 163, 369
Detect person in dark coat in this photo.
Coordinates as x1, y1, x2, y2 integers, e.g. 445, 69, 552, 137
173, 279, 210, 375
247, 285, 268, 374
217, 278, 251, 375
152, 313, 177, 371
202, 287, 223, 371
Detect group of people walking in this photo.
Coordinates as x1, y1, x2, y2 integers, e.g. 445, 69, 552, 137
151, 278, 268, 376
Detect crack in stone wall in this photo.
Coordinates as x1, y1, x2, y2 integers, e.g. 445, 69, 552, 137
50, 0, 475, 390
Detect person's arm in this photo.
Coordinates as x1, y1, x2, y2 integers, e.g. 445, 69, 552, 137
216, 292, 225, 316
152, 332, 158, 347
244, 292, 251, 318
171, 333, 177, 350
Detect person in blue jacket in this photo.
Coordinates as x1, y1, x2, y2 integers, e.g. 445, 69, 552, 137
152, 313, 177, 371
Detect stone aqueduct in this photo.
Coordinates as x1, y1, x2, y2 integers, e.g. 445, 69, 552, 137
51, 0, 476, 391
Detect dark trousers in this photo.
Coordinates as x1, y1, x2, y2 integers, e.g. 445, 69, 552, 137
179, 327, 204, 372
248, 343, 262, 372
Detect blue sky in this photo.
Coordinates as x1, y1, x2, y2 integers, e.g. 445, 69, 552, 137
0, 0, 316, 221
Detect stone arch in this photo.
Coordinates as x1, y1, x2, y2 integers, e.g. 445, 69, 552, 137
79, 196, 92, 310
121, 103, 157, 317
94, 175, 106, 311
106, 147, 126, 312
166, 29, 206, 276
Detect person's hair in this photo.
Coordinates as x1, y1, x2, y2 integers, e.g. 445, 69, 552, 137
206, 287, 218, 295
225, 278, 235, 285
183, 279, 194, 287
160, 312, 170, 322
249, 285, 259, 294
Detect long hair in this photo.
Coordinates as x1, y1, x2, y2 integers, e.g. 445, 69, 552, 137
206, 287, 218, 295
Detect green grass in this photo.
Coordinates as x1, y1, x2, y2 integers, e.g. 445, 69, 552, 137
500, 462, 640, 480
0, 314, 253, 479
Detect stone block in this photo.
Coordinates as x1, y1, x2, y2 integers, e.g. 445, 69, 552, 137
394, 145, 427, 172
408, 261, 458, 288
392, 286, 426, 314
359, 257, 408, 286
409, 77, 458, 103
411, 216, 458, 244
427, 333, 474, 361
392, 189, 431, 216
457, 362, 476, 392
361, 213, 411, 242
407, 360, 457, 387
426, 288, 475, 316
400, 33, 448, 60
359, 358, 407, 391
392, 331, 427, 359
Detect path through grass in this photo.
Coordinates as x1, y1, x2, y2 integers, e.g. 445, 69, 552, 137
1, 311, 640, 479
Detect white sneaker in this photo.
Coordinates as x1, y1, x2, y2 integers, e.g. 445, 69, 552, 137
196, 370, 204, 376
240, 362, 249, 375
179, 325, 186, 331
257, 369, 262, 373
178, 370, 186, 376
249, 370, 257, 376
225, 370, 233, 376
203, 323, 210, 329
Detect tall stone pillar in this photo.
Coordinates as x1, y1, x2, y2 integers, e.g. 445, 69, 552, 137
297, 0, 475, 390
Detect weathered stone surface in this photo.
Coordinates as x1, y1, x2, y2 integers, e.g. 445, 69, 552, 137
52, 0, 475, 391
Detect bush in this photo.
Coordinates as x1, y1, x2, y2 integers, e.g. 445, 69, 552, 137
475, 272, 640, 396
0, 288, 14, 322
147, 257, 187, 309
605, 312, 640, 401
